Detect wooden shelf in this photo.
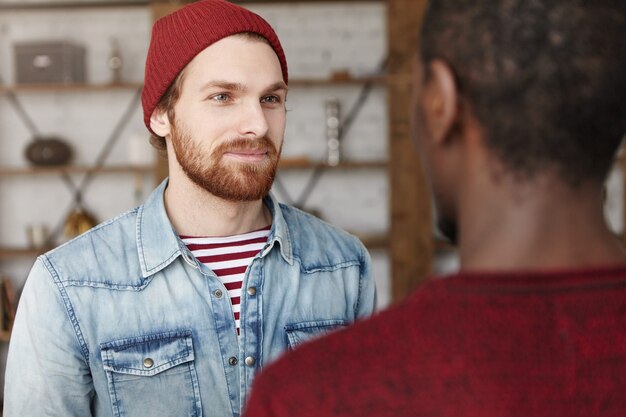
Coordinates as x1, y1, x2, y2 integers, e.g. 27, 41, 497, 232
0, 76, 383, 93
289, 76, 386, 86
0, 237, 388, 256
0, 164, 154, 177
0, 0, 382, 11
0, 247, 51, 259
0, 1, 148, 10
279, 158, 387, 170
0, 234, 444, 254
0, 82, 142, 94
357, 233, 388, 250
0, 160, 383, 176
0, 330, 10, 343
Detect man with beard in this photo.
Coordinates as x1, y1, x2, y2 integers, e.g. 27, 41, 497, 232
4, 1, 375, 416
243, 1, 626, 416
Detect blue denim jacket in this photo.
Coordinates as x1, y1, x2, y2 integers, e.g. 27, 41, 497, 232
4, 180, 375, 417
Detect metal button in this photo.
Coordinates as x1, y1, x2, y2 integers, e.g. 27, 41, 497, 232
245, 356, 256, 367
214, 289, 223, 298
143, 358, 154, 369
228, 356, 238, 366
247, 287, 257, 296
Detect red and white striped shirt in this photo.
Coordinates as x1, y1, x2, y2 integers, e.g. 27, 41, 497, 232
181, 226, 271, 336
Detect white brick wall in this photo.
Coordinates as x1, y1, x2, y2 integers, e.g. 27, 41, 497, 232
0, 3, 391, 311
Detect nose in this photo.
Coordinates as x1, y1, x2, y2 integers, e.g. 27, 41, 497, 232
238, 100, 269, 139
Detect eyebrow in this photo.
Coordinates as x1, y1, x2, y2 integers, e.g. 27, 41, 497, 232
200, 80, 288, 94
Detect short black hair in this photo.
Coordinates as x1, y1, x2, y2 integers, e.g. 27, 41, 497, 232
421, 0, 626, 185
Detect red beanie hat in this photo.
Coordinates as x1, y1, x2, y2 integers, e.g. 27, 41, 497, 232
142, 0, 288, 134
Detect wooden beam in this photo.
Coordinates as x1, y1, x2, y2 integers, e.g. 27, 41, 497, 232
387, 0, 433, 303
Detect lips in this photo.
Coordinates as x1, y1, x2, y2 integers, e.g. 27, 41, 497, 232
215, 137, 277, 163
222, 147, 269, 162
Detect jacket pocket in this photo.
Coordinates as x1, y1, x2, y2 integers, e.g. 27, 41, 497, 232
101, 330, 201, 417
285, 319, 348, 349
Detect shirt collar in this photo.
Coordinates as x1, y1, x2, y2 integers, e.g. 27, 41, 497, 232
136, 179, 293, 278
263, 192, 294, 266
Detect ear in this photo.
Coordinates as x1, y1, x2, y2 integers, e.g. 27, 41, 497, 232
422, 59, 459, 146
149, 107, 172, 138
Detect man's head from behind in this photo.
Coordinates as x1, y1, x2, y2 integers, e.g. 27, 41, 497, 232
141, 0, 289, 202
414, 0, 626, 241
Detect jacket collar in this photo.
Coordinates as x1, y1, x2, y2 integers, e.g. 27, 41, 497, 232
136, 179, 293, 278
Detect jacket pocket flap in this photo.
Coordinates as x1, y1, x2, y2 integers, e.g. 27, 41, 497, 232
285, 319, 348, 348
101, 330, 194, 377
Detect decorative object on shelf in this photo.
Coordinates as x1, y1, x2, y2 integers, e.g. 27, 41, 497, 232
25, 223, 49, 249
63, 206, 97, 238
329, 69, 352, 82
1, 72, 74, 167
14, 40, 86, 85
24, 135, 73, 166
108, 37, 123, 84
325, 98, 341, 166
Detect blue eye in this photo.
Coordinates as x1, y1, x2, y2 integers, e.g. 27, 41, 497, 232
211, 93, 230, 102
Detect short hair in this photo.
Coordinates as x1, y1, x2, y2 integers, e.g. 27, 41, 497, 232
420, 0, 626, 185
149, 32, 274, 152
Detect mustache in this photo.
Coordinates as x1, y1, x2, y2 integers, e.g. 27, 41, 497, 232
216, 137, 277, 154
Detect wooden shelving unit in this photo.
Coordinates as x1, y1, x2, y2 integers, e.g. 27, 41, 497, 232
0, 160, 384, 177
0, 164, 154, 177
0, 76, 384, 93
0, 82, 142, 94
278, 158, 387, 170
0, 0, 381, 11
357, 233, 388, 250
0, 247, 51, 259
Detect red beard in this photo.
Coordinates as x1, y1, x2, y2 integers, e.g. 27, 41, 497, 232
170, 123, 281, 202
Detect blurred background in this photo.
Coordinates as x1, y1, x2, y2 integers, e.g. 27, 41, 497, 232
0, 0, 624, 406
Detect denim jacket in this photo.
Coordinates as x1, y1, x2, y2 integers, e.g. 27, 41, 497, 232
4, 180, 376, 417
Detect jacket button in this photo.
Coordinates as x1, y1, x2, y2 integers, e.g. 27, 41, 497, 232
214, 289, 223, 298
228, 356, 238, 366
247, 287, 257, 296
143, 358, 154, 369
245, 356, 256, 366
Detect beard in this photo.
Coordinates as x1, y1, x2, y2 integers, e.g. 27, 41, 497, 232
170, 122, 281, 202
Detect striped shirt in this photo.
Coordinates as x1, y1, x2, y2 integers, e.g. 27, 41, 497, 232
181, 226, 271, 336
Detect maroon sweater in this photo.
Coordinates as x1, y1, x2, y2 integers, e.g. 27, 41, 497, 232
245, 267, 626, 417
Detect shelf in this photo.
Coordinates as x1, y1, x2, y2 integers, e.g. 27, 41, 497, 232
0, 330, 10, 343
0, 247, 51, 259
0, 164, 154, 177
357, 233, 388, 250
0, 160, 382, 176
278, 158, 387, 170
0, 237, 387, 257
0, 1, 148, 10
0, 0, 382, 11
0, 82, 142, 94
0, 76, 383, 93
289, 76, 386, 86
0, 236, 389, 254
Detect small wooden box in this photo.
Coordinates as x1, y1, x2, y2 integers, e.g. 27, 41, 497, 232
14, 41, 86, 85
